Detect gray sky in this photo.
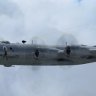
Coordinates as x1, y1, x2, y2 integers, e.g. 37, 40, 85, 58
0, 0, 96, 96
0, 0, 96, 45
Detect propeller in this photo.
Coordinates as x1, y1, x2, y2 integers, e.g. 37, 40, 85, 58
56, 34, 78, 69
30, 36, 46, 47
56, 33, 78, 47
56, 34, 78, 56
0, 37, 6, 43
29, 37, 46, 70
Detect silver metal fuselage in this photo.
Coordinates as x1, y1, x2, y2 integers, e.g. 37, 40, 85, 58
0, 43, 96, 67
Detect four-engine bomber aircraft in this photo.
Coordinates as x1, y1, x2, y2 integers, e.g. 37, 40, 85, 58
0, 40, 96, 67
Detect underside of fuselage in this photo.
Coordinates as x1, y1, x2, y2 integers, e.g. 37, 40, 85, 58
0, 53, 96, 67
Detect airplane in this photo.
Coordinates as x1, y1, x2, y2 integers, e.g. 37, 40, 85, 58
0, 40, 96, 67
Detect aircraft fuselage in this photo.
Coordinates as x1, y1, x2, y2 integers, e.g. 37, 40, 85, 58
0, 43, 96, 67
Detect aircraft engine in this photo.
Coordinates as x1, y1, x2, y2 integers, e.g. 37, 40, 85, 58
56, 33, 79, 57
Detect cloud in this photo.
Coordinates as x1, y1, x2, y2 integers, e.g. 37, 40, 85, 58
0, 0, 96, 45
0, 0, 25, 42
0, 0, 23, 17
10, 0, 96, 45
0, 0, 96, 96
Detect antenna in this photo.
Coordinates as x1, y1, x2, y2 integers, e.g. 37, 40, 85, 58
66, 42, 67, 46
32, 40, 33, 45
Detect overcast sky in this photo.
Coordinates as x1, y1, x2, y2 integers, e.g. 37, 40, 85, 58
0, 0, 96, 45
0, 0, 96, 96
